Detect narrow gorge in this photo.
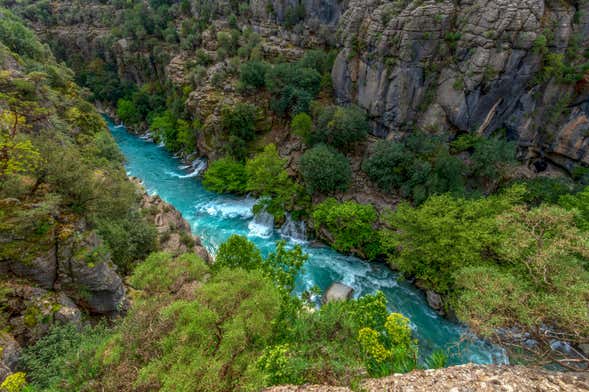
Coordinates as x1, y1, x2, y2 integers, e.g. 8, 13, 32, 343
1, 0, 589, 391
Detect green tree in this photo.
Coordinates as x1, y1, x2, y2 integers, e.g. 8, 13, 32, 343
312, 105, 368, 152
245, 144, 290, 195
299, 144, 351, 194
312, 198, 382, 259
454, 205, 589, 343
385, 188, 522, 292
239, 61, 268, 92
202, 157, 247, 194
290, 112, 312, 141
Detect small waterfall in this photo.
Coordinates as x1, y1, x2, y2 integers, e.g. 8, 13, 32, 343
190, 157, 207, 176
248, 210, 274, 238
280, 213, 307, 243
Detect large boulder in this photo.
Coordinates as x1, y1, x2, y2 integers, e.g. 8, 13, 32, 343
322, 282, 354, 304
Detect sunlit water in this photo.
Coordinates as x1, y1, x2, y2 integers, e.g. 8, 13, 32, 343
108, 118, 507, 365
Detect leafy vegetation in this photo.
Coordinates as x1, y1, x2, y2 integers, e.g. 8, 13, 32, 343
311, 105, 368, 152
312, 199, 381, 259
299, 144, 352, 194
363, 132, 515, 204
202, 157, 247, 193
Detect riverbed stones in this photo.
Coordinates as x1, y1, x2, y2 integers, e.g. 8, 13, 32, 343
322, 282, 354, 304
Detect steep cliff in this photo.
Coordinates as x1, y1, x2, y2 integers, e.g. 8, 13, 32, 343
332, 0, 589, 171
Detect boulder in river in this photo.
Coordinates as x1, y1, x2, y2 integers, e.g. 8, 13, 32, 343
322, 283, 354, 304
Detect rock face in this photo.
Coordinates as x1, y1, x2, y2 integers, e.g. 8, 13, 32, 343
135, 179, 212, 263
322, 282, 354, 303
2, 218, 126, 315
265, 364, 589, 391
332, 0, 589, 169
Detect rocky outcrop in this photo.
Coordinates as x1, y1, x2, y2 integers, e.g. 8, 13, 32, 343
322, 282, 354, 303
134, 179, 212, 263
266, 364, 589, 391
0, 333, 20, 384
332, 0, 589, 170
0, 283, 81, 346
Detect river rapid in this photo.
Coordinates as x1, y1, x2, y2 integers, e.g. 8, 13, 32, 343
108, 118, 507, 366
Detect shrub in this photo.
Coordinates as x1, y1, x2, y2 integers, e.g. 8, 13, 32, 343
215, 234, 263, 272
221, 103, 258, 160
290, 112, 312, 141
299, 144, 351, 194
96, 211, 158, 274
202, 157, 247, 193
265, 63, 321, 117
384, 188, 522, 293
362, 140, 413, 193
130, 252, 208, 293
312, 198, 382, 259
245, 144, 290, 195
239, 61, 268, 92
312, 105, 368, 152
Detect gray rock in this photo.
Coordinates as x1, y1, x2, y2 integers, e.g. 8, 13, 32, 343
322, 282, 354, 304
8, 248, 56, 290
0, 333, 20, 384
426, 290, 443, 312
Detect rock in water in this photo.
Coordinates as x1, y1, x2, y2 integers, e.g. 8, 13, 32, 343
322, 283, 354, 304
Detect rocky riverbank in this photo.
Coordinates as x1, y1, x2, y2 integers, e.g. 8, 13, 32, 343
266, 364, 589, 391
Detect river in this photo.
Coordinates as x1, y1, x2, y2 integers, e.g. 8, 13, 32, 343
108, 118, 507, 366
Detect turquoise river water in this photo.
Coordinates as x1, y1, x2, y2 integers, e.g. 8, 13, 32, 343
108, 118, 507, 366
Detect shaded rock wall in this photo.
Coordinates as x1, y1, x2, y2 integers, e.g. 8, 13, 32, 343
332, 0, 589, 169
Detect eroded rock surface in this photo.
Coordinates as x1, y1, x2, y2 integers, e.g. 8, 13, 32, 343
265, 364, 589, 391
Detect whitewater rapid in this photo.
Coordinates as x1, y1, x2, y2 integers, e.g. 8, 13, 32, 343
108, 118, 508, 365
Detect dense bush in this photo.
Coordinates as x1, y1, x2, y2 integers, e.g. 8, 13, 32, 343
149, 110, 198, 152
202, 157, 247, 193
290, 112, 313, 141
311, 105, 368, 152
96, 211, 157, 274
299, 144, 351, 194
453, 205, 589, 342
385, 188, 523, 293
363, 134, 468, 204
239, 60, 269, 92
312, 198, 381, 259
220, 102, 258, 160
265, 63, 321, 117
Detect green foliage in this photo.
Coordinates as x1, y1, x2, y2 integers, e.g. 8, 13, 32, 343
297, 50, 335, 75
385, 188, 523, 293
0, 8, 49, 61
221, 102, 258, 160
239, 60, 268, 92
116, 98, 141, 124
135, 268, 282, 392
149, 110, 198, 152
514, 177, 575, 206
364, 132, 514, 203
453, 205, 589, 340
559, 186, 589, 230
311, 105, 368, 152
202, 157, 247, 193
19, 323, 111, 390
96, 211, 157, 274
312, 198, 382, 259
130, 252, 209, 293
215, 234, 264, 272
215, 235, 307, 293
245, 144, 302, 220
290, 112, 313, 141
245, 144, 289, 195
265, 63, 321, 117
358, 313, 418, 376
299, 144, 351, 194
